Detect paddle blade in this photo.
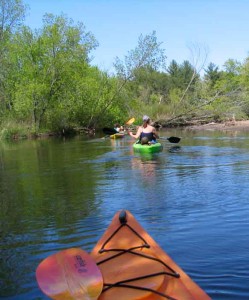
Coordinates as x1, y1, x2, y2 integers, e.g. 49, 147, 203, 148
103, 127, 118, 135
125, 117, 135, 125
167, 136, 181, 143
36, 248, 103, 300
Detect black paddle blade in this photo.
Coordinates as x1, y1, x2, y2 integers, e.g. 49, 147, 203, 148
167, 136, 181, 143
103, 127, 118, 135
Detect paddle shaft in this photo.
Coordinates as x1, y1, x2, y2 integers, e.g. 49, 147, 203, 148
102, 127, 118, 135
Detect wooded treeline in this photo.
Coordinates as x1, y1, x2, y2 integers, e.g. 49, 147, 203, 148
1, 0, 249, 139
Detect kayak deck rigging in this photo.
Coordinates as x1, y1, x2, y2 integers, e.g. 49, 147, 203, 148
96, 210, 180, 300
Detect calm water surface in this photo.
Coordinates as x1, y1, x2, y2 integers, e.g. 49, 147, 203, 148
0, 129, 249, 299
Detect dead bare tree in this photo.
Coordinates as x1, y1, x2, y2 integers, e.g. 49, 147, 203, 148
179, 42, 209, 104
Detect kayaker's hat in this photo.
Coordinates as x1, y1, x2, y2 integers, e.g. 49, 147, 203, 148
143, 115, 150, 121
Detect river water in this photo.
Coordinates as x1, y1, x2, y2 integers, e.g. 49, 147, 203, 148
0, 129, 249, 299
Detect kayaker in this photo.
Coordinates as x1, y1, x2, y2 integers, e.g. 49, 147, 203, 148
114, 123, 124, 132
129, 115, 159, 144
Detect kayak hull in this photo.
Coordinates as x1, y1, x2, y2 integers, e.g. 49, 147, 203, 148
133, 142, 163, 153
91, 210, 211, 300
110, 133, 125, 139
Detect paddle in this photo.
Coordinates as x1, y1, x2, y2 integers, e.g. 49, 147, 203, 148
158, 136, 181, 143
36, 248, 103, 300
126, 117, 135, 125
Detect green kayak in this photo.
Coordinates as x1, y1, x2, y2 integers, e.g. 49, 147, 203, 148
133, 142, 163, 153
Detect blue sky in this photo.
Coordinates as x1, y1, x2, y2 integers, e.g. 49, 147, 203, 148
24, 0, 249, 73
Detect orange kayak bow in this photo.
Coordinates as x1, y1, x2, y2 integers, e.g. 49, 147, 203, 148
91, 210, 211, 300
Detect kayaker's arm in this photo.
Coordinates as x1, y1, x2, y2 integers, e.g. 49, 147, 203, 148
129, 127, 142, 139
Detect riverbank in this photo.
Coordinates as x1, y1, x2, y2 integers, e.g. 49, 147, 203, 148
2, 120, 249, 141
185, 120, 249, 131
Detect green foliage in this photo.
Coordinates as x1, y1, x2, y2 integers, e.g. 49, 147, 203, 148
0, 120, 32, 139
2, 2, 249, 139
168, 60, 199, 91
2, 12, 102, 133
0, 0, 27, 39
204, 63, 221, 88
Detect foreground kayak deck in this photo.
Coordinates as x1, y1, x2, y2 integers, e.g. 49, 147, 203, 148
91, 210, 211, 300
133, 142, 163, 153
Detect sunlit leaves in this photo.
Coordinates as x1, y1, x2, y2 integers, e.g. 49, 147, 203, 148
114, 31, 166, 80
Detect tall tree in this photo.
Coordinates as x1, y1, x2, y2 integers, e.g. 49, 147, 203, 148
95, 31, 167, 117
0, 0, 27, 41
0, 0, 27, 116
204, 63, 221, 88
114, 31, 166, 81
8, 14, 99, 130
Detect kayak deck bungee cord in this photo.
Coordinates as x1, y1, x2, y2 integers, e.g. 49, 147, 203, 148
91, 210, 211, 300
